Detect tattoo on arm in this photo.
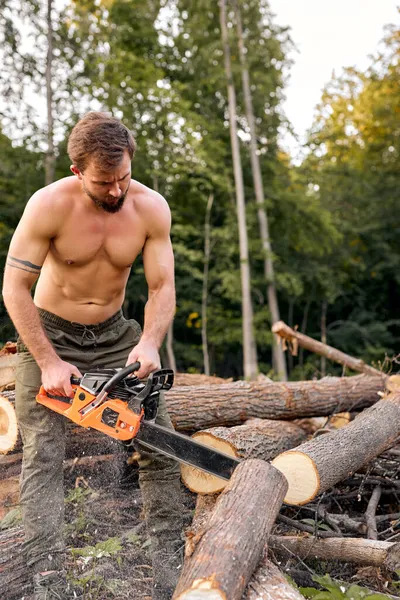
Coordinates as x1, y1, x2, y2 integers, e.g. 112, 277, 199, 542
6, 256, 42, 275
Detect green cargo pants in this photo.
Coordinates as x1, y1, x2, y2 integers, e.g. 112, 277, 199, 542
15, 309, 184, 599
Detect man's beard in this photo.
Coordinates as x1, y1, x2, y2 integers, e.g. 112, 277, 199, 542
83, 182, 130, 214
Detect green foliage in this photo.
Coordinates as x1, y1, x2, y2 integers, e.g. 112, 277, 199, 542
300, 574, 390, 600
71, 536, 123, 564
0, 0, 398, 379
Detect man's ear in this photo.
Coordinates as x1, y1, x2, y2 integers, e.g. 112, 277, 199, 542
70, 165, 82, 179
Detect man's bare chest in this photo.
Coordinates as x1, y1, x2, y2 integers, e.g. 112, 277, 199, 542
50, 217, 146, 269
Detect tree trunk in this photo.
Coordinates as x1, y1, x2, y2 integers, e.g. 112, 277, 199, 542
219, 0, 257, 380
173, 459, 287, 600
272, 321, 383, 377
166, 322, 177, 372
233, 0, 287, 382
45, 0, 55, 185
202, 193, 214, 376
299, 297, 311, 368
181, 418, 306, 493
320, 301, 328, 376
270, 535, 400, 570
272, 391, 400, 505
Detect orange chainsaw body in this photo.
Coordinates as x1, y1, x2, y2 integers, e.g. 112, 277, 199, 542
36, 384, 143, 442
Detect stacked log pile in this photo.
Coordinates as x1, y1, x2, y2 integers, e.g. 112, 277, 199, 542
1, 330, 400, 599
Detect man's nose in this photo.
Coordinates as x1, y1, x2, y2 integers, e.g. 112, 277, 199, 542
108, 183, 121, 197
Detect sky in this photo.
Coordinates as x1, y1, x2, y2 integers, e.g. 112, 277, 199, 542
268, 0, 400, 159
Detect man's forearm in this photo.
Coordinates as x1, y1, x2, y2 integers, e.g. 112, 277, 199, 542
3, 287, 58, 369
140, 284, 176, 349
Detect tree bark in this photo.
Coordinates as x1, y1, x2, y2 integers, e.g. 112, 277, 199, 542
181, 418, 307, 493
202, 193, 214, 376
233, 0, 287, 382
270, 535, 400, 570
219, 0, 257, 380
271, 391, 400, 505
173, 459, 287, 600
272, 321, 382, 377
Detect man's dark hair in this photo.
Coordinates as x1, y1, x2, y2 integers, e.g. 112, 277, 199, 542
67, 112, 136, 172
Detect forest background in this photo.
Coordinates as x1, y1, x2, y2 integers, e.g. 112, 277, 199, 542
0, 0, 398, 381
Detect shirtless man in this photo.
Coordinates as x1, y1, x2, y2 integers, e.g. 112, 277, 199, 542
2, 112, 184, 600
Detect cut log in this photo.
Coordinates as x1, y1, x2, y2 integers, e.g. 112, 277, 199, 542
272, 321, 383, 377
0, 355, 18, 390
270, 535, 400, 570
166, 375, 385, 431
173, 459, 288, 600
185, 496, 302, 600
0, 395, 18, 454
243, 548, 304, 600
271, 391, 400, 505
181, 418, 307, 494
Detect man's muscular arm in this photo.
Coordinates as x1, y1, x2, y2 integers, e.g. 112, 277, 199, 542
126, 195, 175, 378
2, 191, 82, 396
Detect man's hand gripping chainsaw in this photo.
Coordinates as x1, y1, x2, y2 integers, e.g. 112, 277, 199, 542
36, 363, 240, 480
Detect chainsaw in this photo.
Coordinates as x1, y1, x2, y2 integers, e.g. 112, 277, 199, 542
36, 362, 240, 480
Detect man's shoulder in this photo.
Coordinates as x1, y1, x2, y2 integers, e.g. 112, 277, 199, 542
131, 180, 170, 225
21, 177, 78, 237
28, 177, 78, 211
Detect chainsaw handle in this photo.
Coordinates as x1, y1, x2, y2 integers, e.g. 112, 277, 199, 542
70, 362, 141, 390
103, 362, 141, 393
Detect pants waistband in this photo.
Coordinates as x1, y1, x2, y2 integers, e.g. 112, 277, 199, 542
37, 308, 124, 335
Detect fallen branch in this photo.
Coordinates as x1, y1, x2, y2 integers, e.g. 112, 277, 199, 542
270, 535, 400, 569
272, 321, 383, 377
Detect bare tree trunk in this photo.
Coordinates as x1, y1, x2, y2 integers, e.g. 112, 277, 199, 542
233, 0, 287, 381
166, 322, 177, 372
152, 175, 177, 371
321, 300, 328, 376
202, 193, 214, 375
299, 297, 311, 368
287, 300, 295, 375
219, 0, 257, 380
45, 0, 55, 185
